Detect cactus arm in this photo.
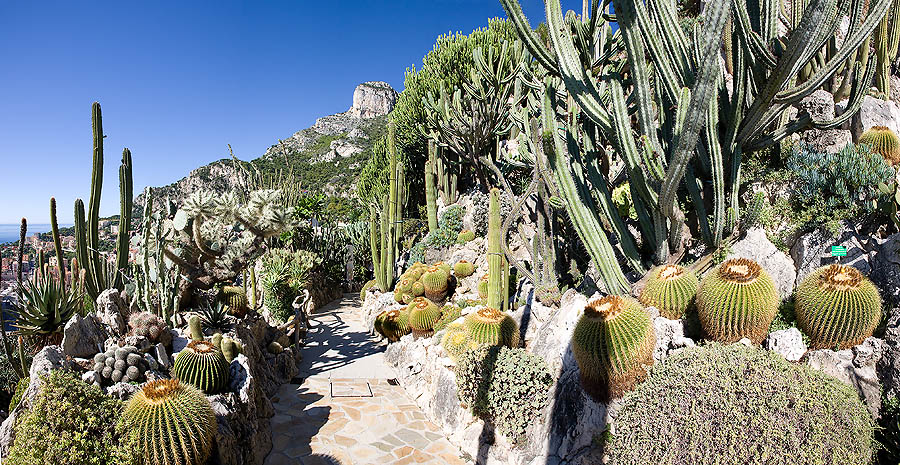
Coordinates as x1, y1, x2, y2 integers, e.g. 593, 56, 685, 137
87, 102, 106, 293
488, 188, 504, 310
704, 97, 726, 247
731, 0, 779, 69
685, 164, 714, 245
499, 0, 559, 74
50, 197, 66, 290
115, 148, 133, 289
74, 200, 99, 300
609, 79, 658, 209
424, 158, 438, 233
648, 0, 692, 83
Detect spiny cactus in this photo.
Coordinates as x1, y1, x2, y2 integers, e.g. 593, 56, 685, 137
423, 266, 449, 301
219, 286, 249, 317
795, 264, 883, 349
188, 315, 204, 341
859, 126, 900, 165
172, 340, 230, 394
454, 260, 475, 278
464, 307, 519, 348
402, 263, 427, 282
369, 122, 406, 292
394, 278, 414, 295
478, 274, 490, 300
639, 264, 699, 319
458, 229, 476, 243
411, 281, 425, 297
572, 296, 655, 401
696, 258, 779, 344
377, 309, 410, 342
434, 261, 452, 276
122, 379, 216, 465
408, 298, 442, 338
220, 337, 243, 363
360, 279, 376, 301
128, 311, 173, 346
441, 323, 479, 362
434, 305, 462, 332
92, 345, 149, 386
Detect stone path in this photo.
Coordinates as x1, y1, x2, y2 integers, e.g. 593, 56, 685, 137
265, 295, 469, 465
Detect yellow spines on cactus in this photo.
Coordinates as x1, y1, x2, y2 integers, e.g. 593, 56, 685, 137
422, 266, 449, 301
434, 305, 462, 332
457, 229, 476, 243
441, 323, 479, 362
859, 125, 900, 164
696, 258, 779, 344
219, 286, 249, 317
478, 274, 490, 300
404, 263, 427, 282
433, 261, 452, 276
795, 264, 882, 349
378, 309, 410, 342
639, 264, 699, 319
463, 307, 519, 348
401, 293, 415, 304
454, 260, 475, 278
188, 315, 204, 341
360, 279, 376, 301
394, 291, 405, 303
394, 277, 414, 294
408, 298, 442, 337
122, 379, 216, 465
572, 296, 655, 401
411, 281, 425, 297
172, 340, 231, 394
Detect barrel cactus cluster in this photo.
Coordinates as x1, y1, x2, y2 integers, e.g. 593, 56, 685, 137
392, 260, 474, 305
92, 345, 150, 386
408, 297, 442, 338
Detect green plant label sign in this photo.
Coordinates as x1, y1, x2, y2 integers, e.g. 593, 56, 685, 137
831, 246, 847, 257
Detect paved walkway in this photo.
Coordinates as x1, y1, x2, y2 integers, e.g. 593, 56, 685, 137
265, 295, 468, 465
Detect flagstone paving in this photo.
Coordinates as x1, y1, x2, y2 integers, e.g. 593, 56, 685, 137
264, 295, 469, 465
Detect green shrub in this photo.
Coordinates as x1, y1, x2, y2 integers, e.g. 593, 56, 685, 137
455, 345, 552, 444
877, 395, 900, 464
261, 248, 320, 323
408, 205, 465, 263
6, 370, 134, 465
607, 343, 876, 465
8, 377, 28, 411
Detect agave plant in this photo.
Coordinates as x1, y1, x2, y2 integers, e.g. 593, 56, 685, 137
14, 271, 82, 336
196, 300, 234, 333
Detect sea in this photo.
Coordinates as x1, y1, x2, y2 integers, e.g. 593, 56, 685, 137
0, 224, 72, 245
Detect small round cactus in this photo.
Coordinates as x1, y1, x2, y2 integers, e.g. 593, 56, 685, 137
172, 340, 231, 394
219, 286, 250, 317
128, 311, 172, 346
394, 278, 414, 295
433, 261, 452, 276
122, 379, 216, 465
463, 307, 519, 348
393, 291, 405, 303
454, 260, 475, 278
434, 305, 462, 332
267, 341, 284, 354
408, 298, 442, 338
477, 274, 490, 300
378, 309, 411, 342
423, 266, 449, 301
221, 336, 242, 362
360, 279, 376, 301
401, 293, 415, 305
92, 345, 148, 386
572, 296, 655, 401
441, 323, 479, 362
859, 125, 900, 165
639, 264, 699, 319
696, 258, 779, 344
403, 263, 427, 282
458, 229, 476, 243
795, 264, 882, 349
411, 281, 425, 297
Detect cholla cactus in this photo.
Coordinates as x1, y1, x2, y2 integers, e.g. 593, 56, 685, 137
163, 189, 293, 309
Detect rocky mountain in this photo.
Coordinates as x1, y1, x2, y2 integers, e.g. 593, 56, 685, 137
136, 81, 397, 209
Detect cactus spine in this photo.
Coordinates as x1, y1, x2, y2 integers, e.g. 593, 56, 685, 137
408, 298, 442, 338
639, 265, 699, 319
795, 265, 882, 349
122, 379, 216, 465
696, 258, 779, 344
454, 260, 475, 278
572, 296, 655, 401
463, 307, 519, 347
487, 188, 509, 311
859, 126, 900, 165
172, 340, 230, 394
369, 122, 405, 292
422, 266, 449, 302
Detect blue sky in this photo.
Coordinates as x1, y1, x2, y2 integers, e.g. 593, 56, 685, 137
0, 0, 578, 224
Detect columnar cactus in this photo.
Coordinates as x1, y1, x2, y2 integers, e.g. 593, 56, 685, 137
464, 307, 519, 348
369, 122, 406, 292
487, 188, 509, 311
408, 298, 442, 338
122, 379, 216, 465
454, 260, 475, 278
188, 315, 204, 341
795, 264, 883, 349
172, 340, 231, 394
859, 126, 900, 165
572, 296, 655, 401
422, 266, 450, 302
696, 258, 779, 344
425, 159, 439, 233
639, 264, 699, 319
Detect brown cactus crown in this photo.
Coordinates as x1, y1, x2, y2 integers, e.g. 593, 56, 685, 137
871, 125, 891, 132
585, 295, 627, 321
657, 264, 684, 281
414, 299, 431, 310
818, 264, 863, 292
718, 258, 762, 283
187, 340, 216, 354
387, 309, 401, 318
473, 307, 503, 323
141, 379, 185, 404
458, 259, 470, 264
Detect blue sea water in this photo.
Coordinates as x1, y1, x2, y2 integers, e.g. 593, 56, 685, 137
0, 224, 72, 244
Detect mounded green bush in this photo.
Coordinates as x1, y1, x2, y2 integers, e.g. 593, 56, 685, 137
877, 395, 900, 464
454, 260, 475, 278
434, 305, 462, 332
8, 377, 28, 412
607, 343, 876, 465
639, 264, 699, 319
859, 125, 900, 165
696, 258, 779, 344
172, 340, 231, 394
572, 295, 655, 401
408, 298, 441, 337
6, 370, 133, 465
464, 307, 519, 348
122, 379, 216, 465
795, 264, 882, 349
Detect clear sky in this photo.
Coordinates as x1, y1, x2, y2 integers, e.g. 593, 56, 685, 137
0, 0, 578, 224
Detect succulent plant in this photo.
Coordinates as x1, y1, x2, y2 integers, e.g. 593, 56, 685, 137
457, 229, 476, 243
402, 262, 427, 282
422, 266, 449, 301
394, 278, 414, 295
464, 307, 519, 348
795, 264, 882, 349
859, 126, 900, 165
411, 281, 425, 297
401, 293, 415, 304
572, 296, 655, 401
92, 345, 149, 385
128, 311, 173, 346
434, 261, 452, 276
454, 260, 475, 278
172, 339, 230, 394
267, 341, 284, 354
221, 336, 242, 362
393, 291, 405, 304
441, 323, 479, 362
219, 285, 250, 317
13, 270, 80, 336
188, 315, 204, 341
478, 274, 490, 300
360, 279, 376, 301
408, 298, 442, 338
377, 309, 410, 342
696, 258, 779, 344
122, 379, 216, 465
639, 264, 699, 319
434, 305, 462, 332
197, 301, 234, 333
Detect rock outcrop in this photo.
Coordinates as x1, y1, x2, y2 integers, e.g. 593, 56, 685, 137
727, 227, 797, 300
349, 81, 398, 119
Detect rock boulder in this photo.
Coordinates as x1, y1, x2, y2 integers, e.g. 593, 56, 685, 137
727, 227, 797, 300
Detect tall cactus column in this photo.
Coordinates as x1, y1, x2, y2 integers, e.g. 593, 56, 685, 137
487, 188, 509, 311
50, 197, 66, 289
369, 123, 405, 292
425, 155, 439, 234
